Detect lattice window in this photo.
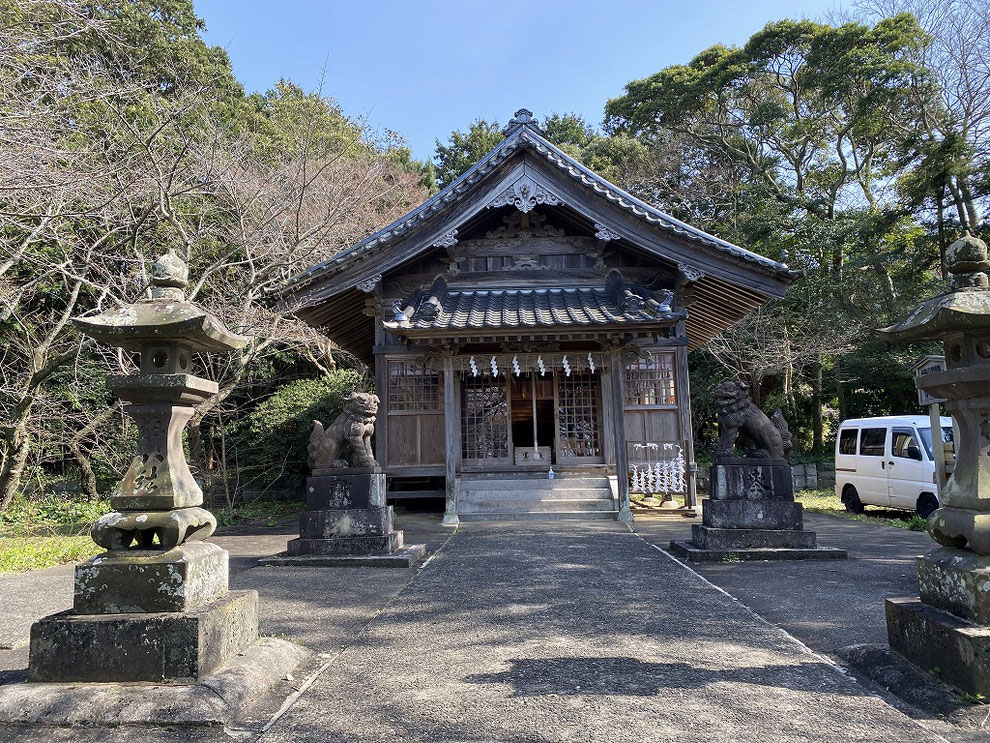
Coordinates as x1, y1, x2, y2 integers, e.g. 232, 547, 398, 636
461, 376, 509, 460
624, 354, 676, 406
558, 371, 602, 459
388, 361, 441, 412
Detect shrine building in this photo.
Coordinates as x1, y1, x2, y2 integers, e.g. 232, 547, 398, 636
279, 109, 795, 523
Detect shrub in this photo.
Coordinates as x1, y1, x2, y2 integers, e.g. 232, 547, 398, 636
237, 370, 368, 490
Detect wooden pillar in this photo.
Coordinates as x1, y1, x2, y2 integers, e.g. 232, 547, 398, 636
609, 350, 633, 522
442, 354, 460, 526
675, 340, 698, 511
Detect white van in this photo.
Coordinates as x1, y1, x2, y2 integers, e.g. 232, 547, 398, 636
834, 415, 954, 518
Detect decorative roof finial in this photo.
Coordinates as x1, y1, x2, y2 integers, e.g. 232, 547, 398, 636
504, 108, 543, 136
151, 249, 188, 300
946, 232, 989, 291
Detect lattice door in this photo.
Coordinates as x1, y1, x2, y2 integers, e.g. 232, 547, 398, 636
557, 371, 603, 461
461, 375, 510, 461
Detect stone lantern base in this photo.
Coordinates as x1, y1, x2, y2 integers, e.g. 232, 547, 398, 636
27, 543, 258, 683
670, 459, 847, 562
886, 547, 990, 697
0, 541, 310, 727
260, 470, 426, 568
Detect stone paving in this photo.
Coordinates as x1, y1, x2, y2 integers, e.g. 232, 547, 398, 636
0, 514, 968, 742
263, 521, 945, 743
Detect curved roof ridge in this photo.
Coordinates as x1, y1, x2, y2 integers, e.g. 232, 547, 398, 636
282, 110, 793, 295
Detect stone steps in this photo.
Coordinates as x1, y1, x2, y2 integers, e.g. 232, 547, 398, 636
458, 510, 619, 522
458, 498, 616, 514
458, 474, 616, 521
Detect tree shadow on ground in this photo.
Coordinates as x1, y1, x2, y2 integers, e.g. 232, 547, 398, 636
465, 656, 859, 698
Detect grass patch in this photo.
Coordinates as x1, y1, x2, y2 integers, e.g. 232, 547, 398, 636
796, 489, 927, 531
0, 535, 101, 574
213, 499, 304, 527
0, 495, 110, 536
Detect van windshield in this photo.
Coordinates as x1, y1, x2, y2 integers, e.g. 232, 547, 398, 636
918, 427, 954, 460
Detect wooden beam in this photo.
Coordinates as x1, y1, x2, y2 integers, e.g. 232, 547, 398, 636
675, 342, 698, 510
609, 350, 633, 522
442, 354, 460, 526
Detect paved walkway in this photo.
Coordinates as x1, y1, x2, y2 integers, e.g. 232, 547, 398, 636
261, 521, 944, 743
633, 511, 932, 654
0, 514, 965, 742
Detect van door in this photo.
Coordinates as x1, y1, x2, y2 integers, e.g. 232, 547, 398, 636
857, 426, 891, 506
888, 427, 927, 509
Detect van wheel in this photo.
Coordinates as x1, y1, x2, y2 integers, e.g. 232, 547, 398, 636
917, 493, 939, 519
842, 485, 864, 513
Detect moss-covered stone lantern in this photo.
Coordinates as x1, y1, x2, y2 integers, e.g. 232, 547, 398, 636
26, 250, 260, 683
72, 249, 248, 552
879, 232, 990, 696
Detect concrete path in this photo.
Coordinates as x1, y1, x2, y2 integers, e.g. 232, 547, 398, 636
0, 513, 965, 742
633, 511, 931, 654
260, 521, 945, 743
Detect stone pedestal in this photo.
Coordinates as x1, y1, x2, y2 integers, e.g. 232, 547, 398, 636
262, 471, 425, 568
887, 548, 990, 696
27, 541, 259, 683
670, 458, 846, 562
30, 591, 258, 683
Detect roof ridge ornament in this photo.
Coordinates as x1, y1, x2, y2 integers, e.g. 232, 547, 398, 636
504, 108, 543, 136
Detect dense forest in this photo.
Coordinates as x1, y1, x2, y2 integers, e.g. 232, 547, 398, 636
1, 0, 987, 513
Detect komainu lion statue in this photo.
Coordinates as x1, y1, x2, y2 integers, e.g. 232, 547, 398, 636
308, 392, 379, 471
714, 379, 792, 460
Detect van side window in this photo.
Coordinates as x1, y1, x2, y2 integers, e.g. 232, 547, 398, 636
892, 429, 921, 459
838, 429, 858, 455
859, 428, 887, 456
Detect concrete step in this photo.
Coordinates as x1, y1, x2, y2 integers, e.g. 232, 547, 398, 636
457, 510, 619, 522
458, 498, 617, 514
460, 478, 610, 492
459, 488, 613, 501
462, 470, 608, 481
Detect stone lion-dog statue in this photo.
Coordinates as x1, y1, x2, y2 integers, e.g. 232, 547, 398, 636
308, 392, 379, 471
714, 379, 792, 460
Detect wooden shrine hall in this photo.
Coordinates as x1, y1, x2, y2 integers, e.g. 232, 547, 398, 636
280, 109, 795, 523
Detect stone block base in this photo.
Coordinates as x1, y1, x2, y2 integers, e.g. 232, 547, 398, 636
260, 544, 426, 568
710, 458, 793, 501
0, 637, 309, 727
73, 541, 228, 614
917, 547, 990, 624
691, 524, 818, 550
305, 472, 386, 509
287, 531, 403, 556
28, 590, 258, 683
299, 506, 393, 540
702, 500, 803, 530
887, 596, 990, 697
669, 540, 848, 563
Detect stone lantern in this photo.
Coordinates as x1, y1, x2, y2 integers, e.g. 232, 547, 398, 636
26, 249, 260, 683
880, 232, 990, 696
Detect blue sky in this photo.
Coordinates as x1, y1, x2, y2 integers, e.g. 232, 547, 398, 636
196, 0, 841, 162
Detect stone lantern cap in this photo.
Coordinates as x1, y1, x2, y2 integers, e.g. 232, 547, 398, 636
879, 233, 990, 342
73, 250, 249, 353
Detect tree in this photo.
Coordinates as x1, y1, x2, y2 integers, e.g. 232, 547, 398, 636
432, 112, 646, 188
853, 0, 989, 246
0, 0, 427, 509
433, 119, 503, 189
605, 14, 942, 451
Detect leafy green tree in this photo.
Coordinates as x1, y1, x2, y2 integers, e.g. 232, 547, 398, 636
433, 119, 504, 188
432, 112, 646, 188
605, 14, 942, 452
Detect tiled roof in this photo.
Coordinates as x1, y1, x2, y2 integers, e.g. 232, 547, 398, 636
385, 271, 684, 333
282, 109, 793, 297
